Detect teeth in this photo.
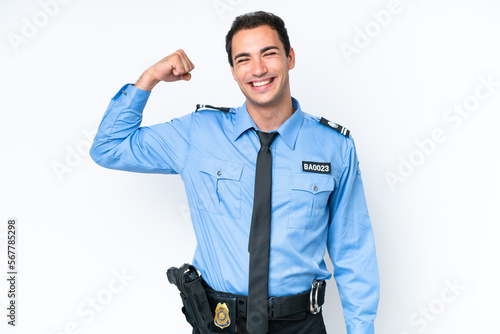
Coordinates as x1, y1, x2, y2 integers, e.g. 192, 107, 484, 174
252, 79, 272, 87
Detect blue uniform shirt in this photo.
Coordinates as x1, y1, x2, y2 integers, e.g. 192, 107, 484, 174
90, 84, 379, 334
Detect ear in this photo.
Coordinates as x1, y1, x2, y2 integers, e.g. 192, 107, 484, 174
287, 47, 296, 70
230, 65, 236, 80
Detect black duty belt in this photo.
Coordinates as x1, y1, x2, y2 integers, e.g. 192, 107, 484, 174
202, 279, 326, 321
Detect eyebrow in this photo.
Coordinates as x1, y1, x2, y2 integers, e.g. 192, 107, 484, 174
233, 46, 280, 61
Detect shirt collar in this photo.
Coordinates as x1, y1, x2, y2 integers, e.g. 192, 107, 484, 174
232, 97, 304, 150
232, 101, 258, 142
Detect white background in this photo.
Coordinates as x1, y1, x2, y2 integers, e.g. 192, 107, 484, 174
1, 0, 500, 333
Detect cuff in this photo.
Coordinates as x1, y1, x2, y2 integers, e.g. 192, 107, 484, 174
111, 83, 151, 111
346, 321, 375, 334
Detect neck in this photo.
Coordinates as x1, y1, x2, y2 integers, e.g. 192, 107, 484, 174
246, 93, 294, 132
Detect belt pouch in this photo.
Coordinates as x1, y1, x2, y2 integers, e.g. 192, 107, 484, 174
209, 294, 237, 333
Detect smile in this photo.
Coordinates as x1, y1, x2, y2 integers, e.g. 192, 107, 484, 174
250, 78, 274, 87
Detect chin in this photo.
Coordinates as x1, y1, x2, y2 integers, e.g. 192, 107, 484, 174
245, 92, 277, 106
247, 97, 275, 108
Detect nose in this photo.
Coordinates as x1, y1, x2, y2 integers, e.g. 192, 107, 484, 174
251, 57, 267, 77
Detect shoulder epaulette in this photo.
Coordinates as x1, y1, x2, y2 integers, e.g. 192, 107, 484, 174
319, 117, 350, 137
196, 104, 231, 112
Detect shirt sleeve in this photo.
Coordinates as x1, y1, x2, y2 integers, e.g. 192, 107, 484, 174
327, 137, 380, 334
89, 83, 192, 174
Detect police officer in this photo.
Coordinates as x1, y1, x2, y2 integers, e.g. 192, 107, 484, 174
90, 11, 379, 334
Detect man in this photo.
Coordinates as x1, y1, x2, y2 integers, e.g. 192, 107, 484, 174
90, 11, 379, 334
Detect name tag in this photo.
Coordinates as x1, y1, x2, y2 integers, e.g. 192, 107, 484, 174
302, 161, 331, 174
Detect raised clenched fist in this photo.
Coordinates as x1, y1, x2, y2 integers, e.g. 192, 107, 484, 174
135, 49, 195, 91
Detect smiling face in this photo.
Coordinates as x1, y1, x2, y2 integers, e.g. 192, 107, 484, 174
230, 25, 295, 112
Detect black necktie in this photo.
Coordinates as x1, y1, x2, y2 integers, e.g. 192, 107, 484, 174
247, 130, 278, 334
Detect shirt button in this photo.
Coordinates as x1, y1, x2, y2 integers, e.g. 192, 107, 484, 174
217, 171, 222, 176
313, 185, 318, 191
123, 91, 127, 95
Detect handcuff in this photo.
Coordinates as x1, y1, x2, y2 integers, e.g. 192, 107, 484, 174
309, 279, 325, 314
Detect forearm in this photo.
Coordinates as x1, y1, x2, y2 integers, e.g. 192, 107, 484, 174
330, 223, 379, 334
90, 81, 192, 174
89, 84, 150, 169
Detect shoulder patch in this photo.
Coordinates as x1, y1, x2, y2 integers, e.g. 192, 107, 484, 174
319, 117, 350, 137
196, 104, 231, 112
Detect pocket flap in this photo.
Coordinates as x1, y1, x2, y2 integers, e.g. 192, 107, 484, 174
292, 173, 334, 194
200, 157, 243, 181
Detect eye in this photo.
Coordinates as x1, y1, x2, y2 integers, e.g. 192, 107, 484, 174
264, 52, 277, 57
236, 58, 250, 64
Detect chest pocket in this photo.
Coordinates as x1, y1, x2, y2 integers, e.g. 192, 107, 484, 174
198, 157, 244, 219
288, 173, 334, 229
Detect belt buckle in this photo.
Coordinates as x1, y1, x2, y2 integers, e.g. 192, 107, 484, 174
309, 280, 323, 314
